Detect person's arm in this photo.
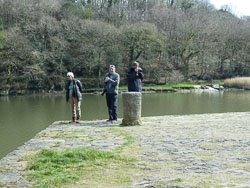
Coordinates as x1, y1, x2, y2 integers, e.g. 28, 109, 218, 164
139, 72, 144, 80
66, 81, 69, 101
103, 74, 108, 88
76, 80, 83, 93
109, 74, 120, 86
65, 81, 69, 90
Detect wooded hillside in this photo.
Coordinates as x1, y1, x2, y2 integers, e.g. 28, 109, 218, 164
0, 0, 249, 94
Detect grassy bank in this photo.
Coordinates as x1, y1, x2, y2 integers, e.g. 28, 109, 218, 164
0, 81, 224, 96
119, 82, 195, 90
119, 81, 224, 91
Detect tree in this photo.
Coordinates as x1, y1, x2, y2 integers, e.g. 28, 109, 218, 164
0, 25, 5, 55
0, 0, 250, 93
120, 22, 163, 64
178, 31, 199, 80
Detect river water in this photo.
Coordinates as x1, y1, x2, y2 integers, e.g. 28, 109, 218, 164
1, 91, 250, 159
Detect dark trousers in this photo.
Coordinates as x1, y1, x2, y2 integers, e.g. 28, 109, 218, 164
106, 93, 118, 121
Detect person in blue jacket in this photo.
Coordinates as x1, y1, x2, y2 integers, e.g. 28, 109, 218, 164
127, 61, 144, 92
103, 65, 120, 123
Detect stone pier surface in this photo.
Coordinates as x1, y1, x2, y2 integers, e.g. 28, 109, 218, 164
122, 92, 142, 126
1, 112, 250, 187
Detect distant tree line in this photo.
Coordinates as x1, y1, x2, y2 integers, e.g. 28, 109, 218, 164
0, 0, 250, 94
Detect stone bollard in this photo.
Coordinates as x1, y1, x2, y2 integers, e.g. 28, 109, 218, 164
122, 92, 142, 126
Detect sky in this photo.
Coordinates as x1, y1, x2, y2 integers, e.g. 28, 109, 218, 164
209, 0, 250, 17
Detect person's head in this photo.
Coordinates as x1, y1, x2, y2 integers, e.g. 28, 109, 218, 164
109, 65, 116, 74
67, 72, 74, 80
132, 61, 139, 69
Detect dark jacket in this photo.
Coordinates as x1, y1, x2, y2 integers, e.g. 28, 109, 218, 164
127, 68, 144, 92
103, 73, 120, 95
66, 79, 83, 101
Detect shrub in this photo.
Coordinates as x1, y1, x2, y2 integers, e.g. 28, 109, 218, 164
224, 77, 250, 89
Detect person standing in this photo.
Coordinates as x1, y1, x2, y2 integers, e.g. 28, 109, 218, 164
66, 72, 83, 123
103, 65, 120, 123
127, 61, 144, 92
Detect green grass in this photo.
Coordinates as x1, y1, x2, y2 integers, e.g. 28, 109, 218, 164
116, 135, 135, 153
65, 136, 79, 139
119, 81, 224, 90
51, 131, 65, 139
84, 81, 224, 93
24, 147, 136, 188
108, 128, 136, 154
155, 178, 184, 187
0, 181, 4, 187
148, 82, 195, 89
119, 83, 194, 90
51, 130, 84, 139
52, 142, 61, 148
170, 178, 183, 183
198, 183, 226, 188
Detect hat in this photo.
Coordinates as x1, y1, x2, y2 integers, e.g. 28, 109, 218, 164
67, 72, 74, 78
132, 61, 139, 67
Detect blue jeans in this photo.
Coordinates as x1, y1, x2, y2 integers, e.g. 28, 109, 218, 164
106, 93, 118, 121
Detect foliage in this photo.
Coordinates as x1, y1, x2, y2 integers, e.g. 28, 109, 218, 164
0, 24, 5, 55
0, 0, 249, 94
119, 22, 163, 64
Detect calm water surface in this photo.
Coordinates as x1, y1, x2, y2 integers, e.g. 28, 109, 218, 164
1, 91, 250, 159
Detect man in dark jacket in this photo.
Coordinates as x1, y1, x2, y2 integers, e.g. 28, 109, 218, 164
103, 65, 120, 123
66, 72, 83, 122
127, 61, 144, 92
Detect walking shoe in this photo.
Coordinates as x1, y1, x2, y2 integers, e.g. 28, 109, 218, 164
72, 117, 76, 123
111, 120, 118, 124
106, 119, 112, 122
76, 117, 81, 123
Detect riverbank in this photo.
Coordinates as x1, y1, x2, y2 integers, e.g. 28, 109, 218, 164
0, 112, 250, 187
0, 81, 226, 96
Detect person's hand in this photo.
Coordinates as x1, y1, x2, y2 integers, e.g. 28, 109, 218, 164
105, 77, 110, 82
